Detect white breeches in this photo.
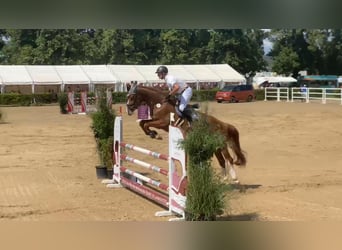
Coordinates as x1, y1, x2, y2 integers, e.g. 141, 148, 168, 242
178, 87, 192, 112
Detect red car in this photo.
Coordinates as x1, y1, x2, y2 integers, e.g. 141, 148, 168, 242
215, 84, 255, 103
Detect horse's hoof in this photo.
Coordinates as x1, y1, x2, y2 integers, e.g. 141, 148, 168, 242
232, 179, 240, 184
148, 131, 157, 138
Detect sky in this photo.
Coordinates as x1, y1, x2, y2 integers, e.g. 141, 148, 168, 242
263, 38, 273, 55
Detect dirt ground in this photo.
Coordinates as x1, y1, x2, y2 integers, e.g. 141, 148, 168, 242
1, 100, 342, 221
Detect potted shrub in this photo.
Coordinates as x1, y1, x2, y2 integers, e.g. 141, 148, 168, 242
58, 92, 68, 114
95, 137, 114, 179
91, 88, 115, 178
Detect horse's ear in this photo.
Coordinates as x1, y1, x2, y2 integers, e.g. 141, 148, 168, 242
128, 82, 138, 95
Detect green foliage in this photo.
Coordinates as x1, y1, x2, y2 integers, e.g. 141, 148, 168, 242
90, 89, 115, 140
111, 92, 126, 103
272, 46, 300, 76
90, 89, 116, 170
269, 29, 342, 76
192, 89, 218, 102
180, 117, 226, 221
181, 117, 225, 164
97, 137, 114, 169
58, 92, 68, 114
254, 89, 265, 100
0, 93, 32, 106
0, 93, 58, 106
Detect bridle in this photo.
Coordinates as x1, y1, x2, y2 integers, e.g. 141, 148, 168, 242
126, 84, 139, 113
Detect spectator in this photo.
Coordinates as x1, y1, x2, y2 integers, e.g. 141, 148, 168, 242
300, 84, 307, 102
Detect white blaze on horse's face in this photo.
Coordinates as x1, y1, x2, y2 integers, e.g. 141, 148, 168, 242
126, 94, 136, 116
126, 84, 139, 115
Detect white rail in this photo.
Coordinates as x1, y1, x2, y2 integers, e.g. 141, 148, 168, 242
265, 87, 342, 105
264, 87, 289, 102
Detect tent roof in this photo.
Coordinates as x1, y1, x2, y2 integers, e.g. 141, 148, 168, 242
0, 64, 246, 86
81, 65, 118, 84
107, 65, 146, 83
26, 65, 62, 85
166, 65, 197, 83
254, 76, 297, 85
338, 77, 342, 83
0, 65, 33, 85
207, 64, 246, 82
54, 65, 90, 84
135, 65, 160, 83
183, 64, 221, 82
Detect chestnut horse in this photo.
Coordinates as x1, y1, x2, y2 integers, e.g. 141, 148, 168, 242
126, 84, 247, 183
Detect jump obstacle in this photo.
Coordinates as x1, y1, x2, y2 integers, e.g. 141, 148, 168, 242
102, 116, 187, 221
67, 89, 113, 114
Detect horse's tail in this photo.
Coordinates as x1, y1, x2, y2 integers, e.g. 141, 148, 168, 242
226, 124, 247, 167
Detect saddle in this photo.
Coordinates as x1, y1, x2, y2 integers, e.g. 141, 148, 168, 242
164, 95, 199, 126
175, 103, 199, 126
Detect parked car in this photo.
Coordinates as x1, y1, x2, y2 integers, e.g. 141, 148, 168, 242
215, 84, 255, 103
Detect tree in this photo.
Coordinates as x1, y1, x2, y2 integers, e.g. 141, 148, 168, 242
206, 29, 266, 77
0, 29, 39, 64
0, 28, 269, 74
159, 29, 192, 64
33, 29, 96, 65
272, 46, 300, 76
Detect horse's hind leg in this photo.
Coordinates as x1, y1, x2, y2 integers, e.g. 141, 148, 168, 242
215, 150, 227, 180
220, 147, 240, 184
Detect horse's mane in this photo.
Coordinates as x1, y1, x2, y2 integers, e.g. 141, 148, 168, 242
136, 86, 169, 104
138, 86, 167, 96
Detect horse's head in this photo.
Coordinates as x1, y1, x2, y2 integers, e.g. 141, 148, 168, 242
126, 83, 141, 115
126, 84, 174, 117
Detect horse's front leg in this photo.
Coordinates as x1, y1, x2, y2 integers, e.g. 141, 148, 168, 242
143, 119, 169, 139
139, 120, 150, 136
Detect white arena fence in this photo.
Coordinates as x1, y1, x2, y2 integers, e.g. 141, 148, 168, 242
264, 87, 289, 102
265, 87, 342, 105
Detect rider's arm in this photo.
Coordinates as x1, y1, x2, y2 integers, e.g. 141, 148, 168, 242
169, 83, 180, 96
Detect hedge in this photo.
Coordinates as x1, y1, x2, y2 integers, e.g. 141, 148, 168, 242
0, 89, 267, 106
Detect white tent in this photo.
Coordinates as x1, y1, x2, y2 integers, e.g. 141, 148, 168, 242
338, 77, 342, 83
135, 65, 160, 84
253, 76, 297, 88
26, 65, 63, 93
207, 64, 246, 83
183, 64, 221, 83
0, 64, 246, 93
0, 65, 34, 93
81, 65, 118, 91
107, 65, 146, 92
26, 65, 62, 85
54, 65, 91, 92
166, 65, 198, 83
0, 75, 3, 93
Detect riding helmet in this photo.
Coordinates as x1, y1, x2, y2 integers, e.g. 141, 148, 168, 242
155, 65, 168, 74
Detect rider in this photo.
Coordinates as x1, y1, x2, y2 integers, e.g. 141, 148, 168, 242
155, 65, 197, 122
